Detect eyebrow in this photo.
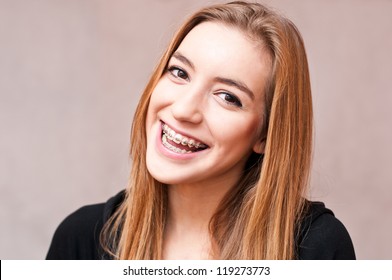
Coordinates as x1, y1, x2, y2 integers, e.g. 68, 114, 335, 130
213, 77, 255, 100
171, 51, 255, 100
172, 52, 195, 70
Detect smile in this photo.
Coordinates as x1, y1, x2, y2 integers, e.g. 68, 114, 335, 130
161, 123, 208, 154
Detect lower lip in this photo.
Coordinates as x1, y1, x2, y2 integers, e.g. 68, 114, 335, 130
155, 123, 207, 160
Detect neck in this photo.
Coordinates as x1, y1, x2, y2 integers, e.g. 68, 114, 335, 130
168, 180, 234, 230
162, 166, 244, 259
162, 181, 233, 259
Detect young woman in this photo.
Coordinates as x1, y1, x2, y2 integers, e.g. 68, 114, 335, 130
47, 1, 355, 260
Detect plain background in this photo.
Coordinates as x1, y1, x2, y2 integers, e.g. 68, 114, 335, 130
1, 0, 391, 259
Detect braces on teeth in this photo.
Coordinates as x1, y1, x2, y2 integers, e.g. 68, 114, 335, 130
162, 124, 207, 153
162, 134, 191, 154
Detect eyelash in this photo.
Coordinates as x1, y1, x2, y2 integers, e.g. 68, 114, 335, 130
216, 92, 243, 108
167, 66, 189, 81
167, 65, 243, 108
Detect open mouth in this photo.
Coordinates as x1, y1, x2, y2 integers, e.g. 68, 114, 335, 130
161, 122, 209, 154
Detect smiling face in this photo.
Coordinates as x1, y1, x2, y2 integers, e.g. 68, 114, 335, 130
145, 22, 272, 188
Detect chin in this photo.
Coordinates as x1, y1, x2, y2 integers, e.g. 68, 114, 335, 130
146, 163, 195, 186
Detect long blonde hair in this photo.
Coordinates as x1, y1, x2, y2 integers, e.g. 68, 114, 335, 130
102, 1, 313, 260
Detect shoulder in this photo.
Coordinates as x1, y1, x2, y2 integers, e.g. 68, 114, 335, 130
296, 201, 356, 260
46, 190, 125, 260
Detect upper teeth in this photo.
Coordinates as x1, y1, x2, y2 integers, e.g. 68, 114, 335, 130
162, 124, 207, 149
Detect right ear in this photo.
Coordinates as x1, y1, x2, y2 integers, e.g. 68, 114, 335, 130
252, 137, 266, 155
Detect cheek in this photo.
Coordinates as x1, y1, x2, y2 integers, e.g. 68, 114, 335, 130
146, 84, 166, 124
145, 97, 156, 133
147, 81, 174, 114
212, 114, 262, 149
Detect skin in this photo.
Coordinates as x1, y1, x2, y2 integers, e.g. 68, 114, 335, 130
145, 22, 271, 259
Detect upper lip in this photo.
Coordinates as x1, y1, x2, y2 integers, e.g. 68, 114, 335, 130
160, 120, 209, 147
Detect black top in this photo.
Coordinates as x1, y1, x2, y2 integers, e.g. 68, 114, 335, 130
46, 191, 356, 260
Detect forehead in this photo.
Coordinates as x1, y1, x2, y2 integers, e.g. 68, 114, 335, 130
175, 22, 271, 98
178, 21, 267, 65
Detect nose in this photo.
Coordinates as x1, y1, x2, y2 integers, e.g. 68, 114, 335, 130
170, 86, 204, 124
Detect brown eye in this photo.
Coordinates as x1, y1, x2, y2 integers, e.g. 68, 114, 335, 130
168, 66, 189, 81
216, 92, 243, 107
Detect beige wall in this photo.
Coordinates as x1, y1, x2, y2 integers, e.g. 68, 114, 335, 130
1, 0, 391, 259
